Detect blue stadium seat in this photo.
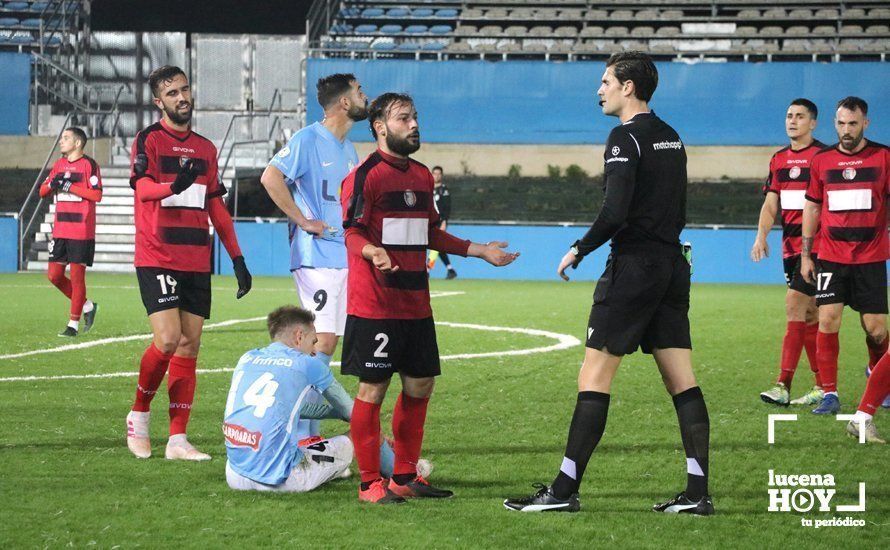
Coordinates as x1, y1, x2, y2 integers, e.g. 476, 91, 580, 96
43, 35, 61, 46
379, 24, 402, 34
412, 8, 434, 18
0, 17, 19, 26
10, 32, 33, 44
386, 8, 410, 18
422, 41, 446, 51
31, 2, 50, 11
435, 9, 458, 18
405, 25, 428, 34
371, 41, 396, 51
361, 8, 384, 18
355, 24, 378, 34
398, 42, 419, 51
429, 25, 452, 35
20, 18, 40, 28
5, 2, 29, 10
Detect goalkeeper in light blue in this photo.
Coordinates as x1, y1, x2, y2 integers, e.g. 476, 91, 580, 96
223, 305, 401, 492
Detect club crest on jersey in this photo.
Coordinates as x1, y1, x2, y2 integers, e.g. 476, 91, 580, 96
404, 190, 417, 207
612, 146, 620, 156
223, 422, 262, 451
89, 175, 100, 189
179, 156, 191, 168
843, 168, 857, 181
64, 171, 71, 179
789, 166, 801, 179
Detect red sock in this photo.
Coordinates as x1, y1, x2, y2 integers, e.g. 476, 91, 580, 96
167, 355, 197, 435
392, 393, 430, 477
866, 334, 889, 369
68, 263, 87, 321
859, 352, 890, 414
778, 321, 806, 389
351, 398, 382, 484
804, 323, 821, 387
816, 331, 840, 393
47, 262, 72, 299
132, 343, 172, 412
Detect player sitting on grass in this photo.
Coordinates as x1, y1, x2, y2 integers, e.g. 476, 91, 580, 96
224, 306, 424, 492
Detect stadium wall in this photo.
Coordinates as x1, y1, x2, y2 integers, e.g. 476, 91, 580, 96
217, 222, 788, 285
0, 53, 31, 136
307, 60, 890, 147
0, 216, 17, 272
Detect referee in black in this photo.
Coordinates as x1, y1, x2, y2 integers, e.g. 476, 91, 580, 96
504, 52, 713, 515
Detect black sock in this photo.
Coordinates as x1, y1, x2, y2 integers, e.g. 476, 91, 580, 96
672, 386, 710, 501
440, 252, 451, 268
392, 473, 415, 485
551, 391, 610, 500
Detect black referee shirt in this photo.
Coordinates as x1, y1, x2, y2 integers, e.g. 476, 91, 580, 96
575, 111, 687, 257
434, 183, 452, 221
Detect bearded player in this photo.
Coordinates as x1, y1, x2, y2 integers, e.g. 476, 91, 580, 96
125, 65, 252, 460
39, 127, 101, 337
341, 93, 519, 504
754, 99, 825, 407
801, 97, 889, 417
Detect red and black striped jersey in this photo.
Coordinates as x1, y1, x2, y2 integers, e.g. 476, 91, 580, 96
805, 141, 889, 265
42, 155, 102, 240
763, 141, 824, 258
341, 149, 469, 319
130, 119, 224, 272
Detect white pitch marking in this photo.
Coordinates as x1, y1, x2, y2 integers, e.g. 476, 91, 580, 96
0, 292, 465, 362
0, 320, 580, 383
2, 284, 466, 297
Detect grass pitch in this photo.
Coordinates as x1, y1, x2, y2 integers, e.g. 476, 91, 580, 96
0, 273, 887, 548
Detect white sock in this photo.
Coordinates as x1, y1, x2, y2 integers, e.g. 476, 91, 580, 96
825, 391, 838, 397
853, 410, 873, 423
82, 300, 94, 314
68, 320, 79, 330
168, 433, 189, 447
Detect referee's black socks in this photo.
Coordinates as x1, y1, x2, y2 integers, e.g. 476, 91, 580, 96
672, 386, 710, 500
551, 391, 610, 500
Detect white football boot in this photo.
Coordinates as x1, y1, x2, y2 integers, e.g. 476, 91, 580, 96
126, 410, 152, 459
165, 433, 212, 461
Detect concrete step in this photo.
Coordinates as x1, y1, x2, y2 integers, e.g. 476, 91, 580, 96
37, 251, 134, 263
41, 223, 135, 234
99, 196, 134, 206
33, 232, 135, 245
43, 213, 134, 225
100, 186, 133, 196
102, 177, 133, 188
26, 260, 135, 273
30, 240, 134, 253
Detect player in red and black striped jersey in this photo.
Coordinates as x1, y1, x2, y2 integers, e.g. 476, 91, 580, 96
125, 66, 252, 462
753, 99, 825, 407
801, 96, 890, 416
340, 93, 518, 504
39, 127, 101, 337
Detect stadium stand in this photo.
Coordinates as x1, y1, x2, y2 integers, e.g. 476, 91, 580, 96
309, 1, 890, 61
0, 0, 75, 52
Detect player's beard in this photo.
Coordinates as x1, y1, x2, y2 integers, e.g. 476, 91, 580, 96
164, 101, 193, 125
347, 101, 369, 122
840, 130, 864, 151
386, 130, 421, 156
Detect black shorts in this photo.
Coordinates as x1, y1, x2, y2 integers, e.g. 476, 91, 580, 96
586, 253, 692, 356
814, 259, 887, 314
48, 238, 95, 266
136, 267, 212, 319
783, 254, 816, 297
341, 315, 441, 382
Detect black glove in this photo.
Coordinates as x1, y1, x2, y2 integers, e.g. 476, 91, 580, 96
232, 255, 252, 299
48, 174, 65, 191
170, 158, 198, 195
133, 153, 149, 178
60, 180, 72, 193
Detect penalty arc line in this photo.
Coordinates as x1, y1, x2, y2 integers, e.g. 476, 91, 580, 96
0, 321, 581, 383
0, 291, 466, 362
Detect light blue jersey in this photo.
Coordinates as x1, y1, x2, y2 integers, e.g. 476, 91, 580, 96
223, 342, 334, 485
269, 122, 359, 270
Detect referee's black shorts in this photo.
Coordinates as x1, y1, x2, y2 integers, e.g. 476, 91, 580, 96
586, 252, 691, 356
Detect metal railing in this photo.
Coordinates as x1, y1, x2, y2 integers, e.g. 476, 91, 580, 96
38, 0, 83, 57
307, 0, 340, 47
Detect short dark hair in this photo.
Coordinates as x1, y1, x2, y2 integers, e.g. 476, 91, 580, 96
317, 73, 357, 110
789, 98, 818, 119
432, 166, 443, 173
605, 51, 658, 102
148, 65, 187, 98
836, 96, 868, 116
65, 127, 87, 148
266, 305, 315, 340
368, 92, 414, 139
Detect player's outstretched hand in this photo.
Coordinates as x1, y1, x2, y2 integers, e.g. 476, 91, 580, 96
800, 255, 815, 284
750, 238, 769, 262
232, 255, 252, 299
300, 218, 327, 237
170, 158, 198, 195
480, 241, 519, 267
557, 250, 579, 281
370, 247, 399, 273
